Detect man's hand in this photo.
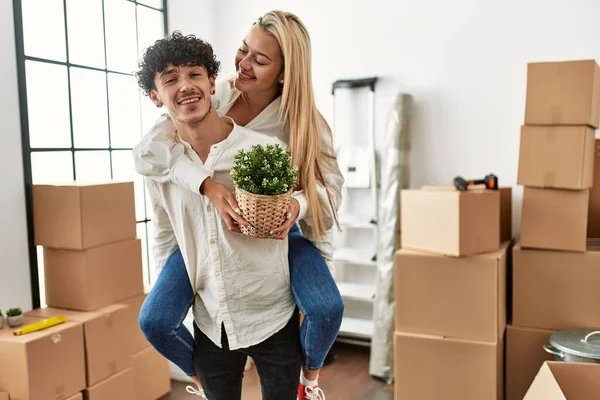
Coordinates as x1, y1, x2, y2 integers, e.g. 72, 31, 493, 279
270, 198, 300, 240
200, 179, 251, 233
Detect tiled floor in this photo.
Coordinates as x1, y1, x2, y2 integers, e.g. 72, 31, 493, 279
161, 342, 393, 399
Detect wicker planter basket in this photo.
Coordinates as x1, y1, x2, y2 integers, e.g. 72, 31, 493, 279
235, 186, 292, 238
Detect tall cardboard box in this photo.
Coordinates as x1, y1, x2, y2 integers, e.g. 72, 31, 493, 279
0, 393, 8, 400
524, 361, 600, 399
393, 331, 504, 400
400, 188, 500, 256
587, 139, 600, 238
32, 182, 136, 250
84, 368, 135, 400
132, 346, 171, 400
0, 317, 86, 400
505, 325, 555, 400
525, 59, 600, 128
520, 187, 589, 252
43, 238, 144, 311
517, 125, 595, 190
512, 243, 600, 330
395, 243, 508, 342
25, 304, 132, 386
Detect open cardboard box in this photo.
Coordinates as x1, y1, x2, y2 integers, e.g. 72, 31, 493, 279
524, 361, 600, 399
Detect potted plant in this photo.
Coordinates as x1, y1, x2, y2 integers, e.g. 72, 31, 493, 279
6, 308, 23, 328
231, 143, 298, 238
0, 310, 3, 329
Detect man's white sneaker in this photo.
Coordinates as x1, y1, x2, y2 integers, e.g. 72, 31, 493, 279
186, 385, 206, 398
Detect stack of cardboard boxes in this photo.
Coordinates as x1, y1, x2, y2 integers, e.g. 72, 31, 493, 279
507, 59, 600, 400
0, 182, 171, 400
393, 184, 512, 399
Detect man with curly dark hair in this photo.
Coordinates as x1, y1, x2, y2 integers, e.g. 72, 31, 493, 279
136, 31, 222, 126
136, 31, 302, 400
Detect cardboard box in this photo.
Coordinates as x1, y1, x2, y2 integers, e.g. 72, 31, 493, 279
393, 331, 504, 400
25, 304, 132, 386
524, 361, 600, 399
119, 289, 151, 355
419, 185, 511, 242
517, 125, 595, 190
44, 238, 144, 311
499, 187, 513, 242
587, 139, 600, 238
525, 59, 600, 128
394, 242, 508, 342
132, 346, 171, 400
0, 393, 8, 400
85, 368, 135, 400
0, 317, 85, 400
506, 325, 555, 400
400, 188, 500, 256
67, 394, 83, 400
512, 243, 600, 330
32, 181, 136, 250
520, 187, 589, 252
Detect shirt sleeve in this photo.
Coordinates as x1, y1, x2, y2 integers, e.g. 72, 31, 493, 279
295, 125, 345, 233
133, 114, 214, 194
145, 178, 179, 275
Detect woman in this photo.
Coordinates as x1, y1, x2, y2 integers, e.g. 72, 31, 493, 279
136, 11, 344, 400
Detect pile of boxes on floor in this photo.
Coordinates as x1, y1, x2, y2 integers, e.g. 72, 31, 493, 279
393, 59, 600, 400
0, 182, 171, 400
395, 180, 511, 400
509, 59, 600, 400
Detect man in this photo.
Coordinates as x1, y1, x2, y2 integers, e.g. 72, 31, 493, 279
136, 31, 301, 400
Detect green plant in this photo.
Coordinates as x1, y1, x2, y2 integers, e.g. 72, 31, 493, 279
231, 143, 298, 196
6, 308, 22, 317
0, 310, 3, 317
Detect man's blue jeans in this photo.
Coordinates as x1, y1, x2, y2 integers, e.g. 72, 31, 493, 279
138, 224, 344, 376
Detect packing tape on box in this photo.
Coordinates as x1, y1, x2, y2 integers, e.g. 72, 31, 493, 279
550, 106, 562, 124
545, 126, 558, 143
543, 172, 556, 187
109, 360, 117, 375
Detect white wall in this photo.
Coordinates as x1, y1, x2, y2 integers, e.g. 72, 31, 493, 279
0, 1, 33, 311
167, 0, 216, 45
168, 0, 600, 237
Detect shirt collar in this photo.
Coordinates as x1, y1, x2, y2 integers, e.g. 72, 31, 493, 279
175, 116, 241, 153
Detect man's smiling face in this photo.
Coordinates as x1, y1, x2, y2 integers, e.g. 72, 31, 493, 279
149, 63, 215, 125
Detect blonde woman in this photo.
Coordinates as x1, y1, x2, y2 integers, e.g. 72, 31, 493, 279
136, 11, 343, 400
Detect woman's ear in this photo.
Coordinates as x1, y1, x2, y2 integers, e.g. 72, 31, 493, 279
149, 90, 163, 108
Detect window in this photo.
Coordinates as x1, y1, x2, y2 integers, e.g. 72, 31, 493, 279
13, 0, 168, 308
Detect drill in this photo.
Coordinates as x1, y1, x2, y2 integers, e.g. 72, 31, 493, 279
453, 174, 498, 191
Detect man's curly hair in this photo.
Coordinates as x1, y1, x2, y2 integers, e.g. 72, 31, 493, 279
136, 31, 221, 94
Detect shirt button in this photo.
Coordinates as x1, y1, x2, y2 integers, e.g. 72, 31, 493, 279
207, 205, 212, 211
210, 239, 216, 245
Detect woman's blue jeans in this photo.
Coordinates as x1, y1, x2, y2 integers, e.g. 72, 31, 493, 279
138, 224, 345, 376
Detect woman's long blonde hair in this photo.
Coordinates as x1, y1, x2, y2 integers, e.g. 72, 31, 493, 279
242, 10, 341, 238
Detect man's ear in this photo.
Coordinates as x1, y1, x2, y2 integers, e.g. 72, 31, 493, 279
209, 76, 216, 95
149, 90, 163, 107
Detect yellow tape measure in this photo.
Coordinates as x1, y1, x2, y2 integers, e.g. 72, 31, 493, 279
13, 315, 67, 336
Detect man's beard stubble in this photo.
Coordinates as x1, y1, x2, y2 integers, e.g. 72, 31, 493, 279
177, 97, 213, 126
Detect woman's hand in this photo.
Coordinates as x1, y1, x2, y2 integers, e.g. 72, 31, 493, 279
270, 198, 300, 240
201, 179, 251, 233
